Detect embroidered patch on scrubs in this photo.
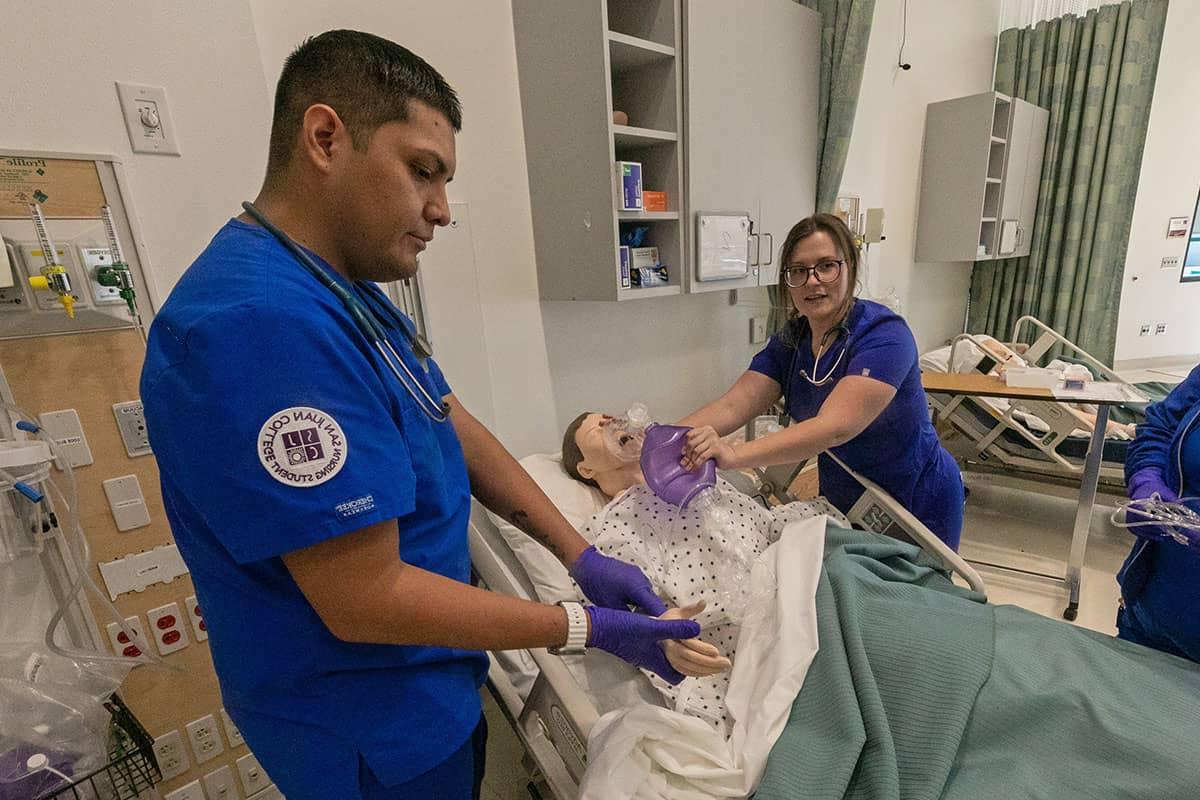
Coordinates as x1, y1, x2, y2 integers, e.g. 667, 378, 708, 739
257, 406, 348, 487
335, 494, 376, 520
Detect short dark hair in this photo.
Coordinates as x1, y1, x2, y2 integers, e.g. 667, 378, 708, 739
266, 30, 463, 178
562, 412, 601, 490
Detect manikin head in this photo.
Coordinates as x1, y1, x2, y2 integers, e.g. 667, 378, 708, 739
561, 412, 645, 498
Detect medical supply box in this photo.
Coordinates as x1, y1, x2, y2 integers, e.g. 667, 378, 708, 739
616, 161, 643, 211
619, 245, 632, 288
642, 190, 668, 212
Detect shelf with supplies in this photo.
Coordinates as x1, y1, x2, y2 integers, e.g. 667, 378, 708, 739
612, 125, 677, 147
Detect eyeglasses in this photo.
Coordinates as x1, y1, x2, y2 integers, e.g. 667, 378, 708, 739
783, 259, 844, 288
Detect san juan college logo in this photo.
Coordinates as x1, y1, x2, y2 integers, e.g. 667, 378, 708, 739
258, 407, 347, 487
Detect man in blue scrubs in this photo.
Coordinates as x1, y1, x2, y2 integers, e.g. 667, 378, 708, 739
141, 31, 698, 799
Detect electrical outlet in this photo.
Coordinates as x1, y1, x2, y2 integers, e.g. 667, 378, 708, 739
185, 595, 208, 641
236, 753, 271, 795
220, 708, 244, 748
105, 616, 148, 660
147, 601, 190, 655
185, 713, 225, 763
36, 408, 93, 469
152, 729, 190, 781
112, 400, 153, 457
749, 315, 767, 344
164, 779, 207, 800
102, 474, 152, 531
1155, 322, 1167, 335
1161, 256, 1180, 271
1139, 324, 1152, 337
203, 764, 241, 800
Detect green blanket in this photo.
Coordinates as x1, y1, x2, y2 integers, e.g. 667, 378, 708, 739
755, 528, 1200, 799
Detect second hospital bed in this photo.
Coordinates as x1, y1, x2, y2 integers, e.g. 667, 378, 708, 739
468, 450, 983, 799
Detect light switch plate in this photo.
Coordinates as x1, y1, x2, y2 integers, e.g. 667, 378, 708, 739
37, 409, 93, 468
220, 708, 244, 748
1161, 256, 1180, 271
116, 82, 181, 155
203, 764, 241, 800
102, 474, 151, 531
236, 753, 271, 795
164, 779, 206, 800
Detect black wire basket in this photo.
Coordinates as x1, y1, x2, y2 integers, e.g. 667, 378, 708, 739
34, 693, 162, 800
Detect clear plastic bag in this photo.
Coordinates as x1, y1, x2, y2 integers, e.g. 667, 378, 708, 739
0, 645, 132, 800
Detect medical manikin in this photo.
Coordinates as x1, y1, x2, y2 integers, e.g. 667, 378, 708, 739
563, 412, 846, 735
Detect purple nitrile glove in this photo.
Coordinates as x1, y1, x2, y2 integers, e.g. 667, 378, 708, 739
1125, 467, 1180, 542
570, 546, 668, 616
585, 605, 701, 685
1128, 467, 1178, 503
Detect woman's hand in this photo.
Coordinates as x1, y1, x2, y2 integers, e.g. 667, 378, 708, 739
682, 426, 738, 470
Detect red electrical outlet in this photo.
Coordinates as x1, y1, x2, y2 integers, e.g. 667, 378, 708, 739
147, 602, 190, 655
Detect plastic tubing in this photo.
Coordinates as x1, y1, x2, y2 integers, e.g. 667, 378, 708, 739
1, 401, 172, 670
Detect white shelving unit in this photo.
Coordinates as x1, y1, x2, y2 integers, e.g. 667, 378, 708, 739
512, 0, 684, 301
916, 91, 1048, 263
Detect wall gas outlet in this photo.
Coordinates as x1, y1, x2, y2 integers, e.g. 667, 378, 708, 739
220, 708, 244, 748
147, 601, 190, 655
1155, 322, 1167, 335
78, 245, 125, 305
0, 241, 26, 308
37, 408, 93, 468
185, 713, 225, 763
185, 594, 208, 641
153, 729, 190, 781
102, 474, 151, 531
1161, 256, 1180, 271
17, 243, 89, 312
237, 753, 271, 795
1139, 324, 1152, 337
112, 400, 152, 457
105, 616, 148, 660
164, 779, 206, 800
203, 765, 240, 800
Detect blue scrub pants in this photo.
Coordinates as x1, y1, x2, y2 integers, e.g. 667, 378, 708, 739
359, 714, 488, 799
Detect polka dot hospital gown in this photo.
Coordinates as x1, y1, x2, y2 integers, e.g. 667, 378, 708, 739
582, 479, 847, 736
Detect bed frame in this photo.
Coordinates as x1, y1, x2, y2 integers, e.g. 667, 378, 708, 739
468, 463, 986, 798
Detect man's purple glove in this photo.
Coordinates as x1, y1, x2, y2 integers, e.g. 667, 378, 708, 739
586, 605, 700, 685
1125, 468, 1180, 541
570, 546, 668, 616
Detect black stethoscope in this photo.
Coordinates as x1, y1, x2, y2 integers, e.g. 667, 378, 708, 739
786, 315, 851, 390
241, 201, 450, 423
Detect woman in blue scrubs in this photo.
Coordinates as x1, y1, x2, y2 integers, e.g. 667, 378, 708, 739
1116, 363, 1200, 662
681, 213, 964, 548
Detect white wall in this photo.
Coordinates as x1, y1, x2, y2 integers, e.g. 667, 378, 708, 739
840, 0, 1001, 352
0, 1, 272, 305
248, 0, 559, 456
1113, 0, 1200, 365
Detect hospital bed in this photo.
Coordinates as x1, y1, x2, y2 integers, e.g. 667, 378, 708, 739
922, 316, 1150, 488
467, 453, 985, 799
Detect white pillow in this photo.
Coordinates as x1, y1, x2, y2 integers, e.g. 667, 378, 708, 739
485, 452, 608, 604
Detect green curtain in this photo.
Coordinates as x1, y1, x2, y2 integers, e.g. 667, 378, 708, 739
968, 0, 1168, 365
771, 0, 875, 333
798, 0, 876, 214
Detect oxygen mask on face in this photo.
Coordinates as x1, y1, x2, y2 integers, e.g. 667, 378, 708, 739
602, 403, 651, 463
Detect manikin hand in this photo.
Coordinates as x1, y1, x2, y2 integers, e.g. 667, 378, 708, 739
660, 602, 732, 678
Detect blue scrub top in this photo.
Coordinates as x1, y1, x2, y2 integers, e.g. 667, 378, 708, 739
141, 220, 487, 797
749, 299, 963, 547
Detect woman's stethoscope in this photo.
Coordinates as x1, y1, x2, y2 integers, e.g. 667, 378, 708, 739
241, 201, 450, 423
786, 315, 851, 389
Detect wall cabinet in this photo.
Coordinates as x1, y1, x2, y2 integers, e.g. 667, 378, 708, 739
683, 0, 819, 293
915, 91, 1049, 263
